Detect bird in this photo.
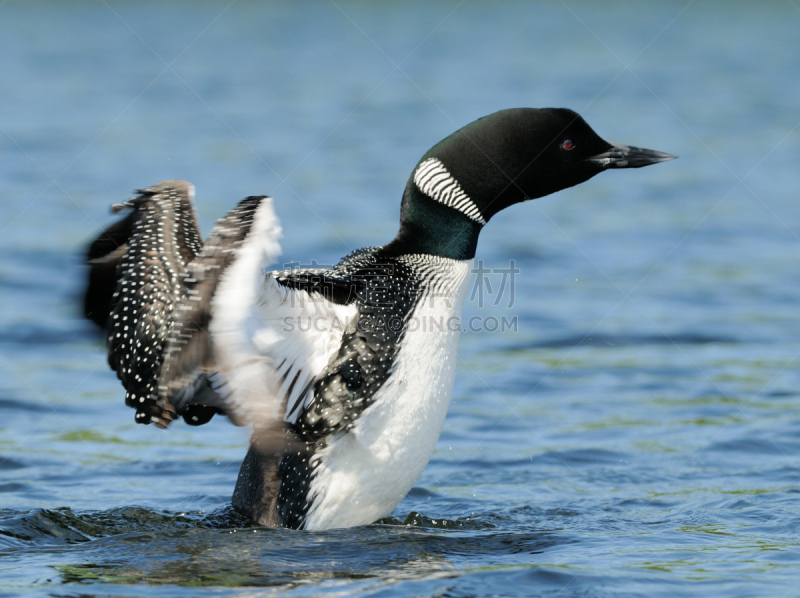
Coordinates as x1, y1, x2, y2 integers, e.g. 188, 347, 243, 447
83, 108, 675, 530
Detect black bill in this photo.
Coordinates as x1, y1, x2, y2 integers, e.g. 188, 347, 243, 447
585, 143, 677, 169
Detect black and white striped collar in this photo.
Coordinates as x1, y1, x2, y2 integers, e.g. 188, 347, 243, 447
413, 157, 487, 225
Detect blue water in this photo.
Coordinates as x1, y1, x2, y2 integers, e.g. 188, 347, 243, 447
2, 1, 799, 596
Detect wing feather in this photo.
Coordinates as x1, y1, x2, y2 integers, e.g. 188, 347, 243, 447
209, 267, 358, 431
87, 180, 204, 425
156, 193, 359, 446
154, 195, 279, 426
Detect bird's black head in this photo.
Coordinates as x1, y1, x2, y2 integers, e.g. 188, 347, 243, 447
383, 107, 675, 260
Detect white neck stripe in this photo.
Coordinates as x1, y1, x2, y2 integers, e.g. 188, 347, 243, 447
413, 158, 486, 225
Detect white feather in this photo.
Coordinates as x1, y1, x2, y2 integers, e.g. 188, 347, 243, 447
209, 199, 357, 429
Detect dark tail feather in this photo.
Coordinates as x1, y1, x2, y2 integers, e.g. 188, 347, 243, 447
83, 209, 137, 329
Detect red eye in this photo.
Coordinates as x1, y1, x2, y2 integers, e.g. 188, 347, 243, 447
560, 139, 575, 151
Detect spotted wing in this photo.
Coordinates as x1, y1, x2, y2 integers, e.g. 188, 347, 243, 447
97, 180, 205, 425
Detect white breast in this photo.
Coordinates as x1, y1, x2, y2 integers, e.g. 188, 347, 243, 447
302, 257, 473, 530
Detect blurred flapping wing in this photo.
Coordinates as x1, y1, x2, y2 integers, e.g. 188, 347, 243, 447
156, 196, 357, 438
94, 180, 204, 425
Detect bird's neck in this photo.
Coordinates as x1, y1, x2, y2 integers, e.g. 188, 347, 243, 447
380, 184, 483, 261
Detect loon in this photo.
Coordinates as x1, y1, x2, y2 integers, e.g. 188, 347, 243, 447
84, 108, 675, 530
